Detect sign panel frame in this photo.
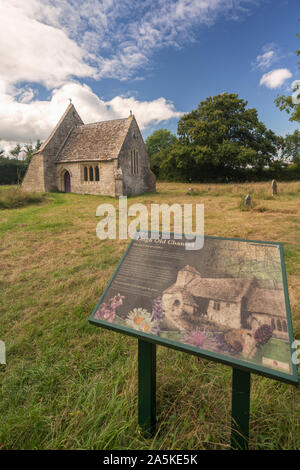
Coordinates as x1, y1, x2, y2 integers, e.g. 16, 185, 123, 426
89, 233, 299, 386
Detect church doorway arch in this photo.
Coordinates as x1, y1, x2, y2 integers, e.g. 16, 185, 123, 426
64, 171, 71, 193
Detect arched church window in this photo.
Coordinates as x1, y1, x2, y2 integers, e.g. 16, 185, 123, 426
95, 166, 100, 181
131, 150, 134, 175
84, 166, 88, 182
283, 320, 287, 332
131, 150, 139, 175
89, 166, 94, 181
271, 318, 275, 330
277, 319, 282, 331
135, 150, 138, 174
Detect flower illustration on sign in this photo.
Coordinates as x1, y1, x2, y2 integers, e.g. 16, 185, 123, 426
126, 308, 159, 334
254, 324, 273, 346
94, 293, 125, 322
184, 328, 207, 348
151, 296, 164, 322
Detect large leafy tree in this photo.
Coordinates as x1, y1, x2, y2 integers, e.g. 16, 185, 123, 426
275, 84, 300, 123
145, 129, 177, 177
145, 128, 177, 156
282, 130, 300, 164
173, 93, 279, 180
275, 27, 300, 122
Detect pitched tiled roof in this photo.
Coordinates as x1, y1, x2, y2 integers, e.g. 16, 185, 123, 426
164, 265, 255, 303
187, 277, 254, 302
164, 277, 252, 302
246, 288, 285, 317
56, 116, 133, 162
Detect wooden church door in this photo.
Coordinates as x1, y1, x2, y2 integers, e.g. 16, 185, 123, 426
64, 171, 71, 193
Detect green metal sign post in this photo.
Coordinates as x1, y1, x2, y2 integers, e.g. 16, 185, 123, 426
137, 339, 252, 448
231, 368, 251, 450
138, 339, 156, 436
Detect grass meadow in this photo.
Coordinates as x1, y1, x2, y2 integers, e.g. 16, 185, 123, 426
0, 181, 300, 450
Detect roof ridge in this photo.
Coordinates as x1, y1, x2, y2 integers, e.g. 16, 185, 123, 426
36, 103, 82, 154
79, 116, 131, 127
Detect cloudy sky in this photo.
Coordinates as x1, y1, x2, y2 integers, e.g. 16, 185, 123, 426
0, 0, 299, 153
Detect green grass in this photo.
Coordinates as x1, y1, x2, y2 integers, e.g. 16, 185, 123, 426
0, 181, 300, 450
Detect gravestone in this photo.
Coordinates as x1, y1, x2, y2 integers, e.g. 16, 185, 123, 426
272, 179, 278, 196
244, 194, 251, 208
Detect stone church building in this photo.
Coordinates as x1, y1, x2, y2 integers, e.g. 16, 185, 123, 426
22, 103, 156, 197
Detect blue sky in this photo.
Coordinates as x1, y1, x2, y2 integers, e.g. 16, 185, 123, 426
0, 0, 299, 152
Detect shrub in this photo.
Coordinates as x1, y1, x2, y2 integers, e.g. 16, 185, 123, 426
0, 186, 46, 209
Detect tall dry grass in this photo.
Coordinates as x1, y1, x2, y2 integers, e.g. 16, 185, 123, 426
0, 186, 47, 209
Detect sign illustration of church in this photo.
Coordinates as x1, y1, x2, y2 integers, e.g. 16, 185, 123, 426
162, 265, 288, 340
22, 102, 156, 197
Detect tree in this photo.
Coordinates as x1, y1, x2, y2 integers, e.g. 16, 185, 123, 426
0, 156, 27, 184
281, 130, 300, 164
172, 93, 280, 180
275, 27, 300, 122
24, 144, 33, 163
9, 139, 43, 164
145, 129, 177, 156
145, 129, 177, 177
10, 143, 22, 159
275, 82, 300, 123
23, 139, 42, 164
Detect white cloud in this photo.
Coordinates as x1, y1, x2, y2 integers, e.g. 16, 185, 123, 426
253, 43, 281, 70
17, 88, 36, 104
108, 95, 183, 129
260, 68, 292, 89
255, 50, 275, 69
93, 0, 258, 80
0, 0, 96, 89
0, 81, 183, 152
0, 0, 258, 87
0, 0, 259, 150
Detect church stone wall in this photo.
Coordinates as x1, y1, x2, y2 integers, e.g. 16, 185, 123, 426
118, 117, 156, 197
43, 106, 83, 192
56, 160, 118, 196
21, 104, 83, 193
21, 153, 45, 192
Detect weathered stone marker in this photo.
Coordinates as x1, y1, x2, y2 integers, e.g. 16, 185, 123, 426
272, 179, 277, 196
244, 194, 251, 208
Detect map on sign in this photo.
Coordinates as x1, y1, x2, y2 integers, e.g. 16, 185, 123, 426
89, 234, 299, 384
